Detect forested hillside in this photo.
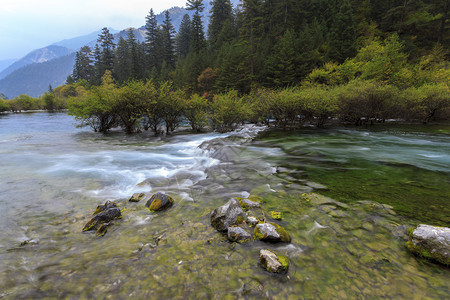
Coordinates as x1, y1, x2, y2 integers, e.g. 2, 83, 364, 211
68, 0, 449, 92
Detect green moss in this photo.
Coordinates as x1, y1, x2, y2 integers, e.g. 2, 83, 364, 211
235, 216, 245, 224
82, 219, 97, 232
277, 254, 290, 272
253, 223, 291, 243
238, 199, 249, 211
270, 211, 282, 220
405, 236, 450, 266
253, 226, 265, 240
149, 199, 162, 211
273, 223, 291, 243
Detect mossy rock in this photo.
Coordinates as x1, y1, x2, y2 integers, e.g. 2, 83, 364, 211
145, 192, 174, 211
129, 192, 146, 202
227, 226, 252, 243
259, 249, 289, 273
96, 222, 113, 237
406, 224, 450, 266
254, 222, 291, 243
239, 198, 261, 211
93, 200, 117, 215
210, 198, 247, 232
82, 207, 122, 232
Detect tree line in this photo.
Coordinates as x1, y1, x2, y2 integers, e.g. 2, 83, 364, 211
3, 0, 448, 129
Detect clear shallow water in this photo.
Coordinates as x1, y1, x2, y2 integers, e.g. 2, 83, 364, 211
0, 113, 449, 299
256, 126, 450, 226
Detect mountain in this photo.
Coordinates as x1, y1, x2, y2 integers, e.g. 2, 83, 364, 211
0, 1, 241, 98
0, 58, 17, 74
0, 92, 6, 100
0, 53, 76, 98
52, 28, 119, 50
0, 45, 71, 80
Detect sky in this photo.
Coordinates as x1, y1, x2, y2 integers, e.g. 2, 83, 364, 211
0, 0, 187, 61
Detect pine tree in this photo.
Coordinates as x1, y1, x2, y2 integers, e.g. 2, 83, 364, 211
176, 14, 192, 58
328, 0, 357, 63
126, 29, 140, 79
73, 46, 95, 82
114, 37, 130, 84
264, 29, 298, 87
161, 10, 176, 69
144, 9, 159, 74
95, 27, 116, 81
208, 0, 234, 51
186, 0, 206, 53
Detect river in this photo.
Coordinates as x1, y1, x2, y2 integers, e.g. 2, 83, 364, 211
0, 112, 448, 298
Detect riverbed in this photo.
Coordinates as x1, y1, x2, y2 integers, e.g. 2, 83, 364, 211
0, 112, 448, 298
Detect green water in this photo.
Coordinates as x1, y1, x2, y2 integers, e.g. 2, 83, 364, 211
256, 124, 450, 227
0, 114, 449, 298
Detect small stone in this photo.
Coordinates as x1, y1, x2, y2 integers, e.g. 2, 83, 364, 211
211, 198, 247, 232
240, 198, 261, 210
93, 200, 117, 215
145, 192, 174, 211
259, 249, 289, 273
227, 226, 252, 243
254, 223, 291, 243
129, 192, 146, 202
247, 216, 259, 226
83, 207, 122, 232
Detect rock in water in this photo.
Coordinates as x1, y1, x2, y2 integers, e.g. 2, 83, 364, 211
406, 224, 450, 266
254, 223, 291, 243
145, 192, 174, 211
211, 198, 247, 232
227, 226, 252, 243
259, 249, 289, 273
83, 207, 122, 232
93, 200, 117, 215
240, 198, 261, 210
247, 216, 259, 226
96, 222, 113, 237
129, 192, 146, 202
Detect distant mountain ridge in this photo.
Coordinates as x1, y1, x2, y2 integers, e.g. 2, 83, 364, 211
0, 45, 71, 80
0, 1, 240, 98
0, 53, 76, 98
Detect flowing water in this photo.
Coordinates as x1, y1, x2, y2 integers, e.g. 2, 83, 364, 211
0, 113, 448, 299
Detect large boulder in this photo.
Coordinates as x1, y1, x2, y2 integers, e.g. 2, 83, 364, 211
211, 198, 247, 232
145, 192, 174, 211
227, 226, 252, 243
254, 223, 291, 243
259, 249, 289, 273
406, 224, 450, 266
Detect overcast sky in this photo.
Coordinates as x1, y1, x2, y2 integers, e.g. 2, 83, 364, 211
0, 0, 187, 61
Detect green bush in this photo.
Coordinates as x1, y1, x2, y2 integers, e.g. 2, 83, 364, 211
401, 83, 450, 123
336, 80, 399, 125
0, 99, 9, 112
68, 71, 117, 132
184, 94, 209, 132
209, 90, 252, 132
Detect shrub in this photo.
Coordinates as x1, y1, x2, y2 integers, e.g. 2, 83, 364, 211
184, 94, 209, 132
209, 90, 252, 132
